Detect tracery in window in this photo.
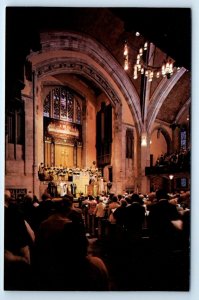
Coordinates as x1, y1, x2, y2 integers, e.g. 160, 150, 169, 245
43, 87, 82, 124
67, 92, 73, 122
53, 88, 60, 119
43, 87, 82, 168
60, 89, 67, 119
43, 93, 51, 117
180, 129, 187, 150
75, 100, 81, 124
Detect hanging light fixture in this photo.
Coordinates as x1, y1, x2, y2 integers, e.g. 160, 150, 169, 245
123, 39, 179, 82
123, 42, 129, 70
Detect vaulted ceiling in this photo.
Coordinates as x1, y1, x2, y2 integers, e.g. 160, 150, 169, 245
6, 7, 191, 127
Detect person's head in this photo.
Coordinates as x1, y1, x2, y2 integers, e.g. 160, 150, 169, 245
33, 195, 39, 203
126, 196, 133, 205
41, 193, 52, 201
148, 192, 156, 202
120, 199, 127, 207
112, 195, 118, 202
117, 194, 123, 201
21, 194, 33, 210
23, 194, 33, 204
156, 189, 168, 201
131, 193, 141, 204
4, 190, 11, 207
96, 195, 100, 202
62, 195, 73, 208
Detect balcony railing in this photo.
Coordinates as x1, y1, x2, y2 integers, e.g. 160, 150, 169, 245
145, 164, 190, 176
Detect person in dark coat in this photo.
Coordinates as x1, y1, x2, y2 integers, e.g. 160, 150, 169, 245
124, 193, 145, 240
33, 197, 109, 291
148, 189, 183, 249
4, 190, 31, 290
34, 193, 54, 231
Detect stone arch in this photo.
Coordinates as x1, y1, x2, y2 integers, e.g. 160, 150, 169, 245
175, 97, 191, 123
146, 67, 187, 133
151, 125, 172, 154
41, 79, 87, 102
29, 31, 142, 134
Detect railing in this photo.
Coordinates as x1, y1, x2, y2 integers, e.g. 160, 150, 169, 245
145, 164, 190, 176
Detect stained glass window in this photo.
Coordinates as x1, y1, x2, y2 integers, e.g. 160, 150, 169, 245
53, 88, 60, 119
43, 87, 81, 124
180, 129, 187, 150
67, 91, 74, 122
43, 93, 51, 117
75, 100, 81, 124
60, 89, 67, 120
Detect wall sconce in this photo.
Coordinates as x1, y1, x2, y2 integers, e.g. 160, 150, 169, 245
169, 174, 174, 180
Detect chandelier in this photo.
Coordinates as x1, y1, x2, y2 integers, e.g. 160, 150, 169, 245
123, 40, 178, 82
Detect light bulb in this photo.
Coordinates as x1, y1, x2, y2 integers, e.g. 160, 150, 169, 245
162, 64, 166, 76
144, 42, 148, 50
124, 43, 128, 56
124, 59, 128, 70
134, 65, 138, 79
148, 71, 153, 82
139, 48, 143, 56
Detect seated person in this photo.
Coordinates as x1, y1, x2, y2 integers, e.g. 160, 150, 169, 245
148, 189, 183, 250
33, 197, 109, 291
4, 190, 31, 290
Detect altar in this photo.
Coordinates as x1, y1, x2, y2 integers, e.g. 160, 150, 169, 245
38, 165, 105, 197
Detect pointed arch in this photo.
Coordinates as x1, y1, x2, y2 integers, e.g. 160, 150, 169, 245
28, 31, 142, 133
175, 97, 191, 123
151, 125, 172, 154
147, 67, 186, 133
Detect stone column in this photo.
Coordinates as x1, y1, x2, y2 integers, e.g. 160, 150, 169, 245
32, 72, 40, 197
111, 103, 123, 194
81, 99, 87, 168
23, 72, 40, 198
137, 131, 151, 194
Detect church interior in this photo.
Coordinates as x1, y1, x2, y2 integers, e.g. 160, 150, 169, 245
4, 7, 191, 292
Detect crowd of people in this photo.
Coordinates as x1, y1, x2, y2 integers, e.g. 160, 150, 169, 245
4, 187, 190, 291
155, 148, 190, 169
38, 162, 102, 182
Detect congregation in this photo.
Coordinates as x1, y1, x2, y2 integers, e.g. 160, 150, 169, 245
155, 149, 190, 169
4, 186, 190, 291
